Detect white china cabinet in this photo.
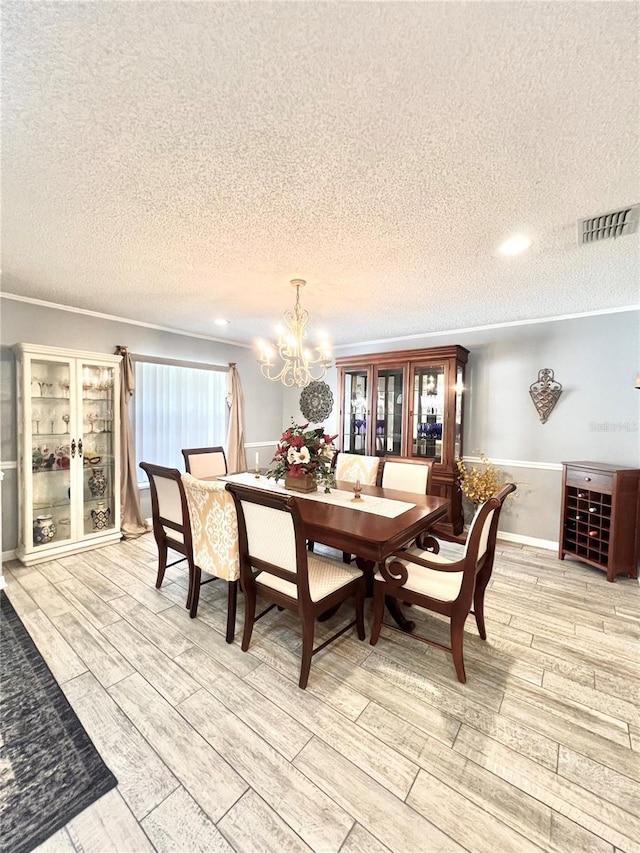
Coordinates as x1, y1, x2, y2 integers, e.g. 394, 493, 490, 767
13, 344, 122, 565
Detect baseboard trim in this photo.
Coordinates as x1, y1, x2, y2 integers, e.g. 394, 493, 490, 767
2, 549, 17, 563
498, 531, 558, 551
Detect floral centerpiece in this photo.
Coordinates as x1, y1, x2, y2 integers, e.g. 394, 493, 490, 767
266, 422, 337, 492
456, 452, 507, 506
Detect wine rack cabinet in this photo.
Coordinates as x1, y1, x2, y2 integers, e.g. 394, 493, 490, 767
559, 462, 640, 582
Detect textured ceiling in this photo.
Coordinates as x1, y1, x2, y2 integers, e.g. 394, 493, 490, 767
2, 1, 639, 348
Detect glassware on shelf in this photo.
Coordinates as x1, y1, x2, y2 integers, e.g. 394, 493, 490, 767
62, 413, 70, 433
49, 409, 57, 434
59, 380, 70, 397
86, 411, 99, 432
103, 410, 113, 432
32, 407, 43, 434
38, 380, 53, 397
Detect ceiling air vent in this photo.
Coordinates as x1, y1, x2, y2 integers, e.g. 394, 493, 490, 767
579, 204, 640, 244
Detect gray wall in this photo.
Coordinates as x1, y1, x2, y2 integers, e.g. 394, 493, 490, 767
283, 310, 640, 544
4, 299, 638, 551
1, 297, 284, 552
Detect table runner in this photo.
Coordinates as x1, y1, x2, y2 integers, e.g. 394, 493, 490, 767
221, 472, 416, 518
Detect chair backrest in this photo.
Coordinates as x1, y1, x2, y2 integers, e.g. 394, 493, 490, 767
225, 483, 312, 601
139, 462, 192, 550
334, 453, 380, 486
462, 483, 517, 564
182, 474, 240, 581
381, 458, 432, 494
181, 446, 228, 479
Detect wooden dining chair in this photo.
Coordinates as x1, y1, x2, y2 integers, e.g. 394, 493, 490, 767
140, 463, 237, 639
370, 483, 516, 682
226, 482, 366, 689
139, 461, 199, 611
381, 458, 437, 551
381, 457, 432, 494
182, 473, 240, 643
333, 452, 382, 562
181, 446, 228, 479
334, 452, 381, 486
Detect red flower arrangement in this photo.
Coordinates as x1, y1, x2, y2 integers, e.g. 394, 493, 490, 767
266, 422, 337, 484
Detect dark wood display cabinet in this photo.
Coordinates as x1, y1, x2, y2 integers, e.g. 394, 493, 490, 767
559, 462, 640, 582
336, 345, 469, 536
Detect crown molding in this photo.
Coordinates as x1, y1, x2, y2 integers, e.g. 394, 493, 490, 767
1, 292, 251, 348
333, 305, 640, 350
3, 291, 637, 352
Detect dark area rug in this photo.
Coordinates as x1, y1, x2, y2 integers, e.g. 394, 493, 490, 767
0, 590, 117, 853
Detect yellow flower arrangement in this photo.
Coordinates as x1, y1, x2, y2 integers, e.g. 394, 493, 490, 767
456, 453, 507, 505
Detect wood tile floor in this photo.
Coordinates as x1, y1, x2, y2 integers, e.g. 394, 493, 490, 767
3, 536, 639, 853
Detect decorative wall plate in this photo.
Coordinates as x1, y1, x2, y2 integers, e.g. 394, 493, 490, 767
300, 380, 334, 423
529, 368, 562, 424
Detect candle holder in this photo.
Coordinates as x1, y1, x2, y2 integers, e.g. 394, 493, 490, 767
255, 467, 261, 479
352, 478, 362, 501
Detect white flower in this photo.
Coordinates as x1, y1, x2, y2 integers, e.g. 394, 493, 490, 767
298, 446, 310, 464
287, 447, 300, 464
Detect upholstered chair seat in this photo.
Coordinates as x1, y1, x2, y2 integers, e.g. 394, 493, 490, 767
257, 553, 363, 602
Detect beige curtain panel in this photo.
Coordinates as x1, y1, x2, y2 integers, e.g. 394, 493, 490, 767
226, 363, 247, 474
115, 346, 150, 539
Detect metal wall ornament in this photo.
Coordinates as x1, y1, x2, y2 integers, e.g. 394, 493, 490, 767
299, 380, 334, 423
529, 368, 563, 424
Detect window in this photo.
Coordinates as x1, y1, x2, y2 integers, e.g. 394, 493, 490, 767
134, 358, 226, 483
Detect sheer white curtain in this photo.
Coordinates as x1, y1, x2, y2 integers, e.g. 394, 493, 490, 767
135, 360, 226, 482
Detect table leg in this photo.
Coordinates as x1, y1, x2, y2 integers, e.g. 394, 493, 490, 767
355, 557, 416, 633
385, 597, 415, 633
355, 556, 375, 596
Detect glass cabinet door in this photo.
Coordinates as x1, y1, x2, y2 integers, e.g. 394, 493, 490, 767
341, 369, 369, 454
30, 358, 74, 548
412, 365, 445, 462
80, 362, 117, 536
374, 367, 404, 456
454, 364, 464, 461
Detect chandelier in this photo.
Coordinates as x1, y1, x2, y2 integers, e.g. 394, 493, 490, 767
257, 279, 332, 388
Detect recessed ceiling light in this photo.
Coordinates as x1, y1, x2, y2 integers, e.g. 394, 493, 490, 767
499, 235, 533, 256
214, 318, 230, 326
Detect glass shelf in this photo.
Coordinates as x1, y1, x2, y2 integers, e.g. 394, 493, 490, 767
32, 432, 72, 440
31, 395, 70, 402
34, 498, 71, 509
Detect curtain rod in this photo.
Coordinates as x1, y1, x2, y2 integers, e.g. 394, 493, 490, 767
128, 353, 228, 372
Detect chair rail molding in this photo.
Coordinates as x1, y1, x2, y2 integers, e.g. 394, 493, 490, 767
461, 456, 563, 472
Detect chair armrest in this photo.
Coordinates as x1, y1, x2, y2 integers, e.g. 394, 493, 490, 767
414, 532, 440, 553
380, 550, 466, 587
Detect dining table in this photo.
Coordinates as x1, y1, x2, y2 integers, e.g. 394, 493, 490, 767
218, 471, 450, 631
